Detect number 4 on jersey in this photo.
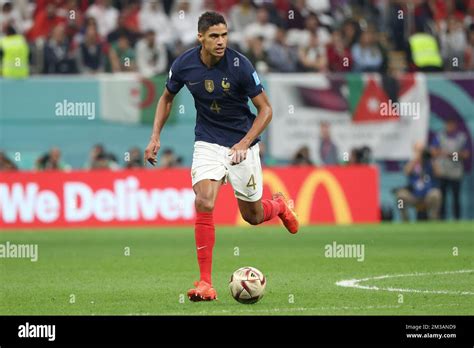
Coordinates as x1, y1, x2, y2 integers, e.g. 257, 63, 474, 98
246, 175, 256, 190
210, 100, 221, 113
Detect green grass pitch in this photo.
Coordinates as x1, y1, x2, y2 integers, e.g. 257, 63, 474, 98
1, 222, 472, 315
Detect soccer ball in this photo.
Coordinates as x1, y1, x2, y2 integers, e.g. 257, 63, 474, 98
229, 266, 266, 304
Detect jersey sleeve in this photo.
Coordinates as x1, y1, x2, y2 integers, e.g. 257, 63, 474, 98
165, 58, 184, 94
239, 56, 264, 98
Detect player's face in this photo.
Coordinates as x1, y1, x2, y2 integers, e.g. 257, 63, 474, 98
199, 24, 228, 58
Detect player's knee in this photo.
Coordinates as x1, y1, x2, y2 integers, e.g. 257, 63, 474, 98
195, 196, 215, 212
242, 212, 261, 225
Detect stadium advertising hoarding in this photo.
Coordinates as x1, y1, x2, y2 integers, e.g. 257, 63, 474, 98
0, 166, 379, 228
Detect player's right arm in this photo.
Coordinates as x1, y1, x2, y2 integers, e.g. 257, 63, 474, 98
144, 59, 184, 166
144, 88, 176, 166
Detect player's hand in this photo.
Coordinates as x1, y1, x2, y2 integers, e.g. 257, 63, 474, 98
229, 142, 249, 165
144, 138, 160, 166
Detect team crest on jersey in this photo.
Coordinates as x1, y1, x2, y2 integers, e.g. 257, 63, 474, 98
221, 78, 231, 93
205, 80, 214, 93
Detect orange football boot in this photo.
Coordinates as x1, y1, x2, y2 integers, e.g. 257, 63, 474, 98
273, 192, 299, 234
187, 280, 217, 302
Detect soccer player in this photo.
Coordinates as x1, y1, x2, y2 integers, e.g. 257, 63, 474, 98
144, 11, 299, 302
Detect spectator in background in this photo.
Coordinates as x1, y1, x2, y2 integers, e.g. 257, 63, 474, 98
139, 0, 174, 46
298, 31, 327, 72
286, 0, 310, 30
246, 36, 269, 73
267, 27, 298, 72
168, 38, 187, 66
76, 21, 104, 73
428, 0, 459, 25
85, 0, 118, 39
259, 1, 285, 28
62, 0, 85, 40
120, 0, 140, 35
106, 13, 141, 47
303, 12, 330, 47
292, 146, 313, 166
85, 144, 119, 170
125, 146, 143, 169
306, 0, 331, 14
108, 34, 136, 72
76, 16, 97, 40
326, 29, 352, 72
43, 23, 77, 73
440, 15, 468, 70
0, 1, 28, 35
170, 1, 200, 48
348, 146, 372, 164
395, 142, 442, 221
319, 122, 338, 165
0, 151, 18, 171
288, 12, 330, 49
229, 0, 257, 33
92, 152, 119, 169
26, 2, 65, 42
160, 148, 180, 168
387, 0, 406, 51
407, 23, 443, 71
36, 147, 70, 171
413, 0, 436, 34
465, 24, 474, 71
136, 29, 167, 78
244, 7, 277, 49
351, 28, 385, 72
0, 25, 29, 78
85, 143, 103, 169
341, 18, 359, 49
431, 118, 470, 220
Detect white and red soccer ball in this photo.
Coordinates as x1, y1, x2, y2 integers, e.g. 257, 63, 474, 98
229, 266, 266, 304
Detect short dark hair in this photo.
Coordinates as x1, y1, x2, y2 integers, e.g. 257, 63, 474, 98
198, 11, 226, 33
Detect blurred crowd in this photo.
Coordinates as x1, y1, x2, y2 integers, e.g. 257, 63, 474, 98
0, 143, 182, 171
1, 0, 474, 78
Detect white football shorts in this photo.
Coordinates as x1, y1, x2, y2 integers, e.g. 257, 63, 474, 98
191, 141, 263, 202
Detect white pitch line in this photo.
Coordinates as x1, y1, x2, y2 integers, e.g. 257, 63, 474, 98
336, 269, 474, 295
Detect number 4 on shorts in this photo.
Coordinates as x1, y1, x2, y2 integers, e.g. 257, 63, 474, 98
247, 175, 256, 190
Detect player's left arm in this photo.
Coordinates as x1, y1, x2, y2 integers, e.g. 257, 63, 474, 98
229, 91, 272, 164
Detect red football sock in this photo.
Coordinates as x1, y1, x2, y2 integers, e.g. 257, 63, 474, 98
195, 211, 215, 285
261, 198, 283, 222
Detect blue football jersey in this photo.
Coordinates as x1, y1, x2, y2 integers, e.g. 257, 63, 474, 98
165, 46, 264, 148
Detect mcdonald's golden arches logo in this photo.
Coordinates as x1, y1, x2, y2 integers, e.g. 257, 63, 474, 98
237, 169, 353, 226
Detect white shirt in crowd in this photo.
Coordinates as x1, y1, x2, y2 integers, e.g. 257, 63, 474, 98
244, 22, 277, 49
286, 27, 331, 48
86, 3, 119, 38
138, 2, 174, 46
170, 10, 200, 47
136, 38, 168, 78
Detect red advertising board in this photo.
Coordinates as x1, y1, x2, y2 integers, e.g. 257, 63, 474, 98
0, 166, 379, 229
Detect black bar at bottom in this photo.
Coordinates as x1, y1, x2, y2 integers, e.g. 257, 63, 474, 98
0, 315, 472, 346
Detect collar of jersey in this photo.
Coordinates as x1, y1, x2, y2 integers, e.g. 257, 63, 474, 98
197, 45, 226, 70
